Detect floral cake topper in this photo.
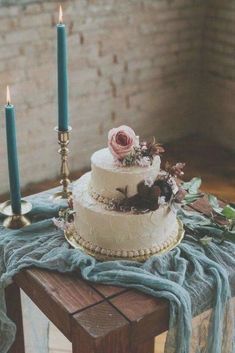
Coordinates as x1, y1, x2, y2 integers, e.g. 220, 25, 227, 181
108, 125, 139, 160
108, 125, 164, 167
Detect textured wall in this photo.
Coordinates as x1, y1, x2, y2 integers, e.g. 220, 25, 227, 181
0, 0, 206, 194
200, 0, 235, 151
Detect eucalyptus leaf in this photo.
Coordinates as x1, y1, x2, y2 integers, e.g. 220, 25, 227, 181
183, 193, 203, 204
182, 177, 202, 194
208, 194, 223, 214
208, 195, 235, 220
199, 236, 213, 246
208, 194, 220, 209
222, 205, 235, 220
178, 202, 235, 244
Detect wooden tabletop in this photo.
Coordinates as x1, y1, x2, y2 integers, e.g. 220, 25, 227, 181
8, 193, 228, 353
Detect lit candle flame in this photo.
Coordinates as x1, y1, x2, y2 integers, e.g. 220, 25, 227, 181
6, 85, 11, 105
59, 5, 63, 24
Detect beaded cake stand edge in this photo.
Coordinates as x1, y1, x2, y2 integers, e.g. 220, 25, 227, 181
64, 218, 185, 262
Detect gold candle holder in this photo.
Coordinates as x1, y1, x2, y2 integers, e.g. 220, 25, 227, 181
0, 200, 32, 229
53, 126, 72, 200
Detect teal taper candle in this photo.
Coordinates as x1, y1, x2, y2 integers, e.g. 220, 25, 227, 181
57, 5, 69, 131
5, 86, 22, 215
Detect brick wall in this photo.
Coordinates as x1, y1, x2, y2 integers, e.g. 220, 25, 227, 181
0, 0, 206, 194
200, 0, 235, 151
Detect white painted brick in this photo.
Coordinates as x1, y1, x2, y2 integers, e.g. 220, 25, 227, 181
24, 3, 42, 15
0, 17, 19, 32
0, 0, 220, 195
5, 28, 40, 44
41, 1, 59, 12
0, 45, 19, 59
20, 13, 52, 28
0, 5, 19, 18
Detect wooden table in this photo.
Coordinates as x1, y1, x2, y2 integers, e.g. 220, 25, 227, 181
5, 194, 227, 353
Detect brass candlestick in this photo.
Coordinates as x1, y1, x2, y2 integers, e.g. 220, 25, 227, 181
53, 126, 72, 200
0, 200, 32, 229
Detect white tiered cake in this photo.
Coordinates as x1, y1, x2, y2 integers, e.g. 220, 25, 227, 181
73, 126, 184, 260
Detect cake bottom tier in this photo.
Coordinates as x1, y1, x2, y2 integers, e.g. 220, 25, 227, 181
73, 172, 182, 259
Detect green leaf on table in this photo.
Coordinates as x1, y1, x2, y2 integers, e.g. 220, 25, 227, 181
208, 195, 235, 220
183, 193, 203, 204
199, 236, 213, 246
182, 177, 202, 194
208, 194, 223, 214
222, 205, 235, 220
208, 194, 220, 208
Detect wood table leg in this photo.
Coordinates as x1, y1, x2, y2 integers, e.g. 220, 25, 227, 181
5, 283, 25, 353
132, 339, 155, 353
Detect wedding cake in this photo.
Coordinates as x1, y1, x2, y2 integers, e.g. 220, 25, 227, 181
73, 126, 185, 260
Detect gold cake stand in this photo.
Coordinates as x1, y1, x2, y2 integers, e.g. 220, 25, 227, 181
64, 218, 185, 262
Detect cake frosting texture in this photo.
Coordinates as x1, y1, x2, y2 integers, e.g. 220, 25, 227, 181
73, 172, 179, 257
90, 148, 161, 201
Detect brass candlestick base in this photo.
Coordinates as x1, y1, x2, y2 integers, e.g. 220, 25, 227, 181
53, 126, 72, 200
0, 200, 32, 229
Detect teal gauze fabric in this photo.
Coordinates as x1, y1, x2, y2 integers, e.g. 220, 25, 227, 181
0, 189, 234, 353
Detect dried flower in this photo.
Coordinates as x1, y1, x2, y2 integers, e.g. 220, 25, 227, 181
141, 137, 165, 158
167, 177, 179, 195
137, 156, 151, 167
158, 196, 166, 205
53, 217, 67, 230
165, 162, 186, 178
144, 177, 154, 187
52, 217, 74, 232
122, 153, 137, 166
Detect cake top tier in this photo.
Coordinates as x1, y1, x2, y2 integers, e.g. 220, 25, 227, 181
89, 124, 186, 212
90, 148, 161, 201
89, 125, 165, 202
91, 148, 161, 173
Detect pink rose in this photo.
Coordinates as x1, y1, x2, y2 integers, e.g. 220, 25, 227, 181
108, 125, 138, 160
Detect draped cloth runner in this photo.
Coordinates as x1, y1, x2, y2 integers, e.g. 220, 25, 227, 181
0, 189, 234, 353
